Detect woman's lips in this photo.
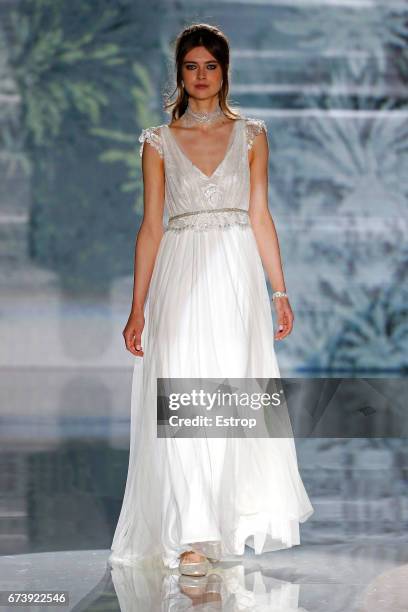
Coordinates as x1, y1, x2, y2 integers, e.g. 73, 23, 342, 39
195, 84, 209, 88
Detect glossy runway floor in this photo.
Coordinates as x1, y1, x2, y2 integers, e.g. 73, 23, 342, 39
1, 369, 407, 610
1, 536, 408, 611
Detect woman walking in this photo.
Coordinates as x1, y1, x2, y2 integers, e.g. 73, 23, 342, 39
109, 22, 314, 576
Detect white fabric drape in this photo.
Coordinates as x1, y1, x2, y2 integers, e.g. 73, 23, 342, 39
109, 118, 314, 570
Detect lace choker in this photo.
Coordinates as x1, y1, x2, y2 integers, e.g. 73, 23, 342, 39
181, 102, 224, 127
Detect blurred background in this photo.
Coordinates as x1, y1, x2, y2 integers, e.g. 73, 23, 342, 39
0, 0, 407, 608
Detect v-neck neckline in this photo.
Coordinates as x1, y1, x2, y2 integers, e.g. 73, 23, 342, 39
165, 119, 240, 180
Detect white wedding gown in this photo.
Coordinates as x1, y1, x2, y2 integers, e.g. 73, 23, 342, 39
109, 116, 314, 570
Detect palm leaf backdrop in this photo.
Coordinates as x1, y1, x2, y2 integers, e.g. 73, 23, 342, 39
8, 0, 122, 149
272, 3, 408, 75
5, 0, 163, 290
260, 5, 408, 373
90, 62, 161, 204
1, 0, 406, 370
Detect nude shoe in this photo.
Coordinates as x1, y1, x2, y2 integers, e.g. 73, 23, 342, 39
179, 551, 210, 577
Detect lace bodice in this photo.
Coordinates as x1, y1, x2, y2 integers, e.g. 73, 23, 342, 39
138, 117, 267, 231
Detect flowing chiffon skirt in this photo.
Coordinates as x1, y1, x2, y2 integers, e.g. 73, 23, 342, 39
109, 223, 314, 570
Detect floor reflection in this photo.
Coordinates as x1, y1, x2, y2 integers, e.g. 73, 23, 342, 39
1, 540, 408, 611
1, 367, 407, 611
110, 561, 310, 611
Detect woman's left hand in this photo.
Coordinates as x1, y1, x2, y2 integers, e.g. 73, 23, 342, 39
273, 297, 294, 340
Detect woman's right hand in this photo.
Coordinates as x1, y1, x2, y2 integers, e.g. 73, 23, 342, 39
123, 311, 145, 356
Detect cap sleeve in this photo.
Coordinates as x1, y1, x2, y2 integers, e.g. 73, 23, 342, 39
245, 118, 267, 151
139, 126, 164, 159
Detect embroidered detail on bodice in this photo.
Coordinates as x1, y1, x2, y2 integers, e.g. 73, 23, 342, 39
166, 208, 250, 232
202, 182, 223, 207
139, 126, 164, 158
138, 117, 268, 232
245, 118, 267, 150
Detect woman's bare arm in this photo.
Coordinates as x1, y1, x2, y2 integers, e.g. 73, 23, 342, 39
248, 129, 294, 340
123, 138, 165, 355
131, 140, 165, 313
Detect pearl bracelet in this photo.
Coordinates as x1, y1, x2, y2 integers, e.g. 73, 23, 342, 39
272, 291, 288, 301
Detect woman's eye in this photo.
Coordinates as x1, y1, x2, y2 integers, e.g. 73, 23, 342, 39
185, 64, 218, 70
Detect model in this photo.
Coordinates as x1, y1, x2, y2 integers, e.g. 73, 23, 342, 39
109, 22, 314, 576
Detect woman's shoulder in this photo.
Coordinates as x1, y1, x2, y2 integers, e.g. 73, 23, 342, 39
138, 124, 167, 159
243, 116, 267, 130
242, 116, 268, 150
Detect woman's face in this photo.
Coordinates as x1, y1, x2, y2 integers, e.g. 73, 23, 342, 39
181, 46, 223, 99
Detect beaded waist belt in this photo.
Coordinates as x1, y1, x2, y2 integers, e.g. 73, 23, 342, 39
168, 207, 249, 222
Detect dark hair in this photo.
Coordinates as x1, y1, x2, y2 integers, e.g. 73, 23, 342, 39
164, 23, 241, 122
